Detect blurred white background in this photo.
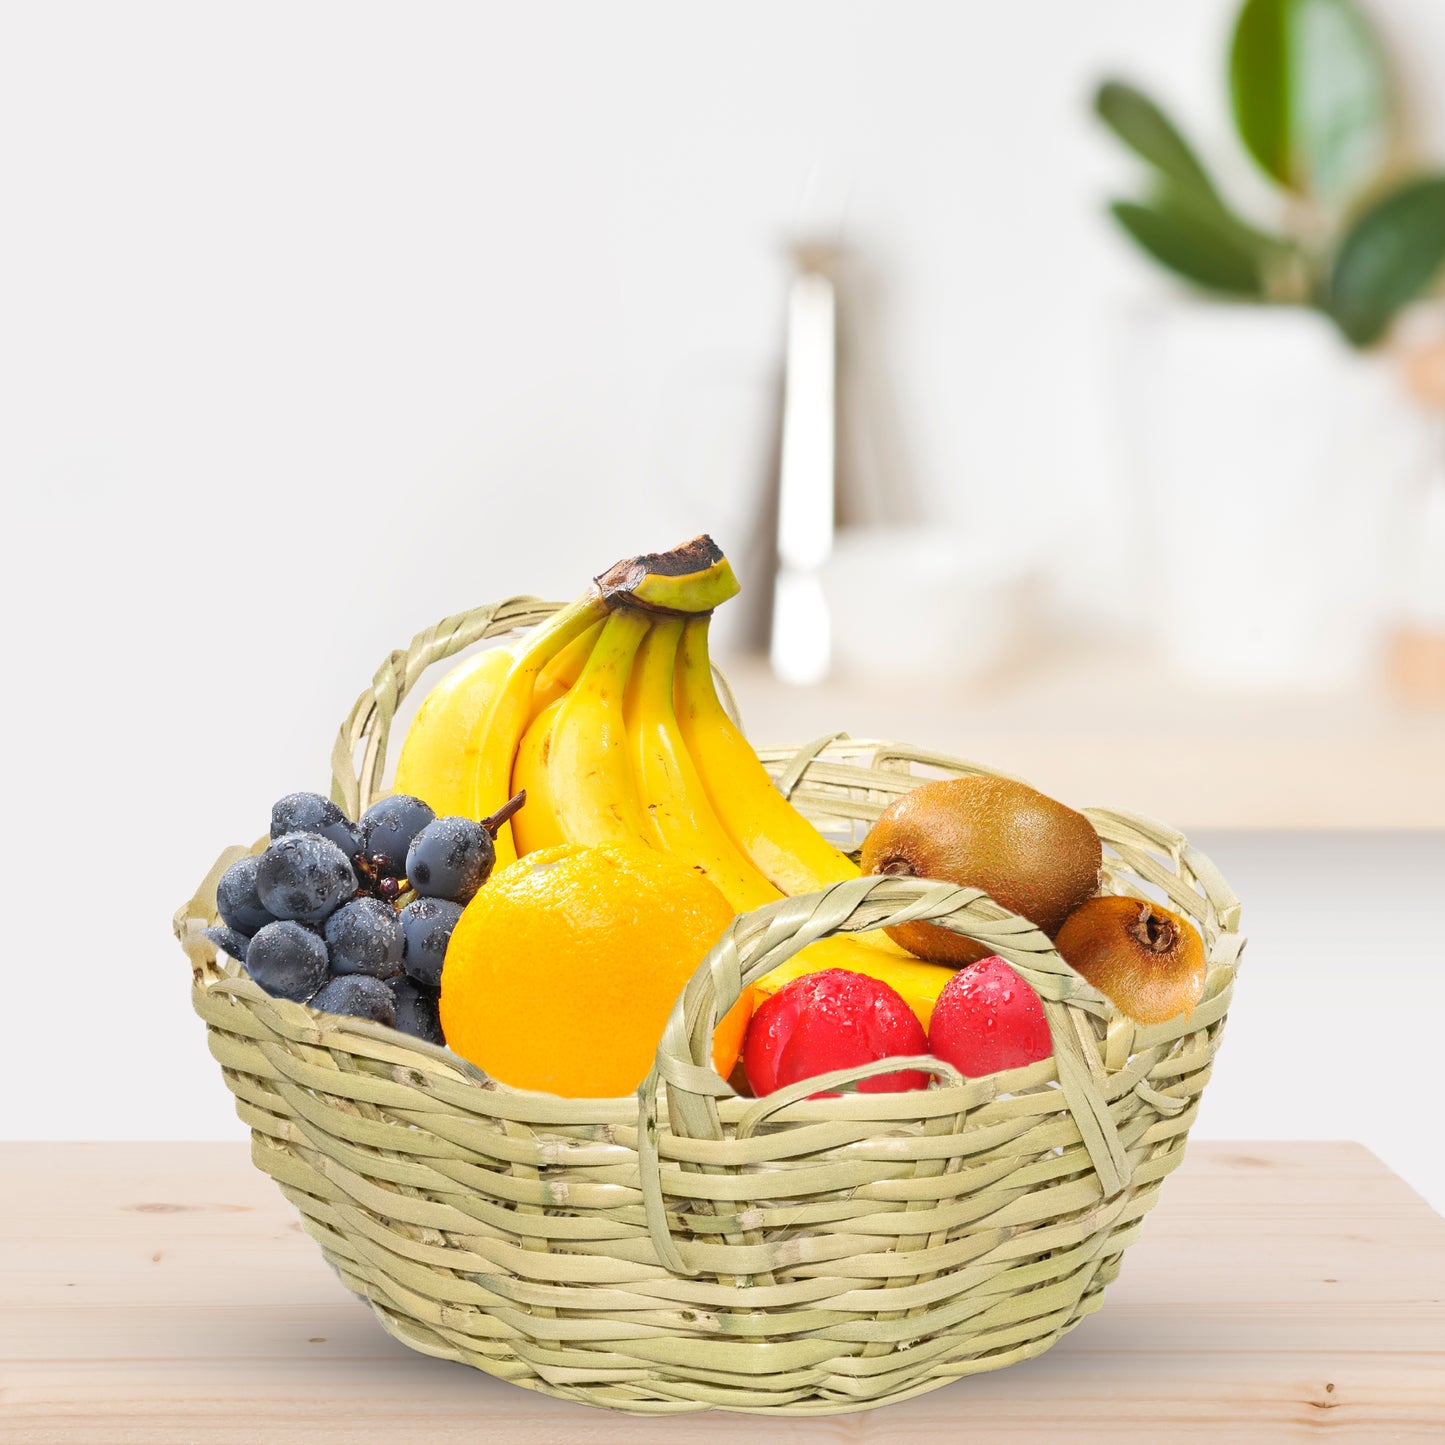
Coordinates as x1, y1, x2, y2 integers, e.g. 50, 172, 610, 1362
2, 3, 1442, 1206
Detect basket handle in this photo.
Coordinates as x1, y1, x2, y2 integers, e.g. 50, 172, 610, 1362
732, 1052, 966, 1139
636, 873, 1131, 1276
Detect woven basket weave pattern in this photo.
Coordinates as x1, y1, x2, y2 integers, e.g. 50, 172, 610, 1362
175, 596, 1244, 1416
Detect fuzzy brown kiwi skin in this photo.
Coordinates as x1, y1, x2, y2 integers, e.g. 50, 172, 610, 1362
860, 776, 1102, 966
1054, 895, 1205, 1025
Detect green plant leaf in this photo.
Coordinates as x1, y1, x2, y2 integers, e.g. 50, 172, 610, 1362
1094, 78, 1304, 297
1230, 0, 1391, 203
1108, 194, 1267, 296
1327, 175, 1445, 345
1095, 81, 1222, 203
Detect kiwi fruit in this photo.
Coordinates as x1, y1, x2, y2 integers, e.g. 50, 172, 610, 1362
1054, 895, 1205, 1025
860, 775, 1102, 965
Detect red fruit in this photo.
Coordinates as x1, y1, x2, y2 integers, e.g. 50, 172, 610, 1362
743, 968, 931, 1098
927, 956, 1052, 1077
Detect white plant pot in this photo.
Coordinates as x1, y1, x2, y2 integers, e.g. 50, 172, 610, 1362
1126, 303, 1427, 690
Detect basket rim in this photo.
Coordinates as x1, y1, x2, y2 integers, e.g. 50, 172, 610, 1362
177, 735, 1242, 1119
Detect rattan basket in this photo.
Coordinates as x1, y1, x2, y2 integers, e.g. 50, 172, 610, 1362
174, 595, 1244, 1416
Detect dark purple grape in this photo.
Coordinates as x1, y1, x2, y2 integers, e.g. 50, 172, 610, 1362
311, 974, 397, 1026
398, 897, 463, 988
215, 854, 273, 936
390, 978, 444, 1046
271, 791, 362, 858
204, 925, 250, 964
323, 897, 404, 979
244, 920, 329, 1002
406, 816, 493, 903
256, 833, 357, 923
358, 795, 436, 878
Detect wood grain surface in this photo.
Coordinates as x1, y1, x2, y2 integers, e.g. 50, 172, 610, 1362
3, 1141, 1443, 1442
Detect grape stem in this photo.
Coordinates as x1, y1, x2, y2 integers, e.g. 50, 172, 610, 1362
482, 789, 527, 837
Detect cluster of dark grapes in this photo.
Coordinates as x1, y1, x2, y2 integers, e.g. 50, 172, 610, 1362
206, 790, 505, 1047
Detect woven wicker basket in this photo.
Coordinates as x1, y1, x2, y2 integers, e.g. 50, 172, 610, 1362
174, 596, 1244, 1416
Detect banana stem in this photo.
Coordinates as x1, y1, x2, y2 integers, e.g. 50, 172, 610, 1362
594, 535, 740, 614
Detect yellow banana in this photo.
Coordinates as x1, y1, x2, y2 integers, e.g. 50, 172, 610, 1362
393, 643, 514, 819
539, 607, 653, 846
672, 615, 913, 954
469, 594, 611, 866
531, 617, 605, 721
674, 615, 860, 894
469, 542, 737, 861
510, 696, 568, 854
627, 617, 778, 909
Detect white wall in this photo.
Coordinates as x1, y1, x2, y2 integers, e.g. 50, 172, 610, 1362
3, 1, 1443, 1200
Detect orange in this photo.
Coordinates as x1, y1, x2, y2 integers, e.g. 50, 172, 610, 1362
440, 842, 749, 1097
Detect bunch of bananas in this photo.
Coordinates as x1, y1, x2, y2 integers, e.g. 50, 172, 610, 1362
395, 537, 954, 1022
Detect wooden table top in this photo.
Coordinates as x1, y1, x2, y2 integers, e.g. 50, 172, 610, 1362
4, 1140, 1443, 1442
723, 650, 1445, 830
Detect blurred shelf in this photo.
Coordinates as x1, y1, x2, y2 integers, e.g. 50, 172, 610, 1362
720, 644, 1445, 831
